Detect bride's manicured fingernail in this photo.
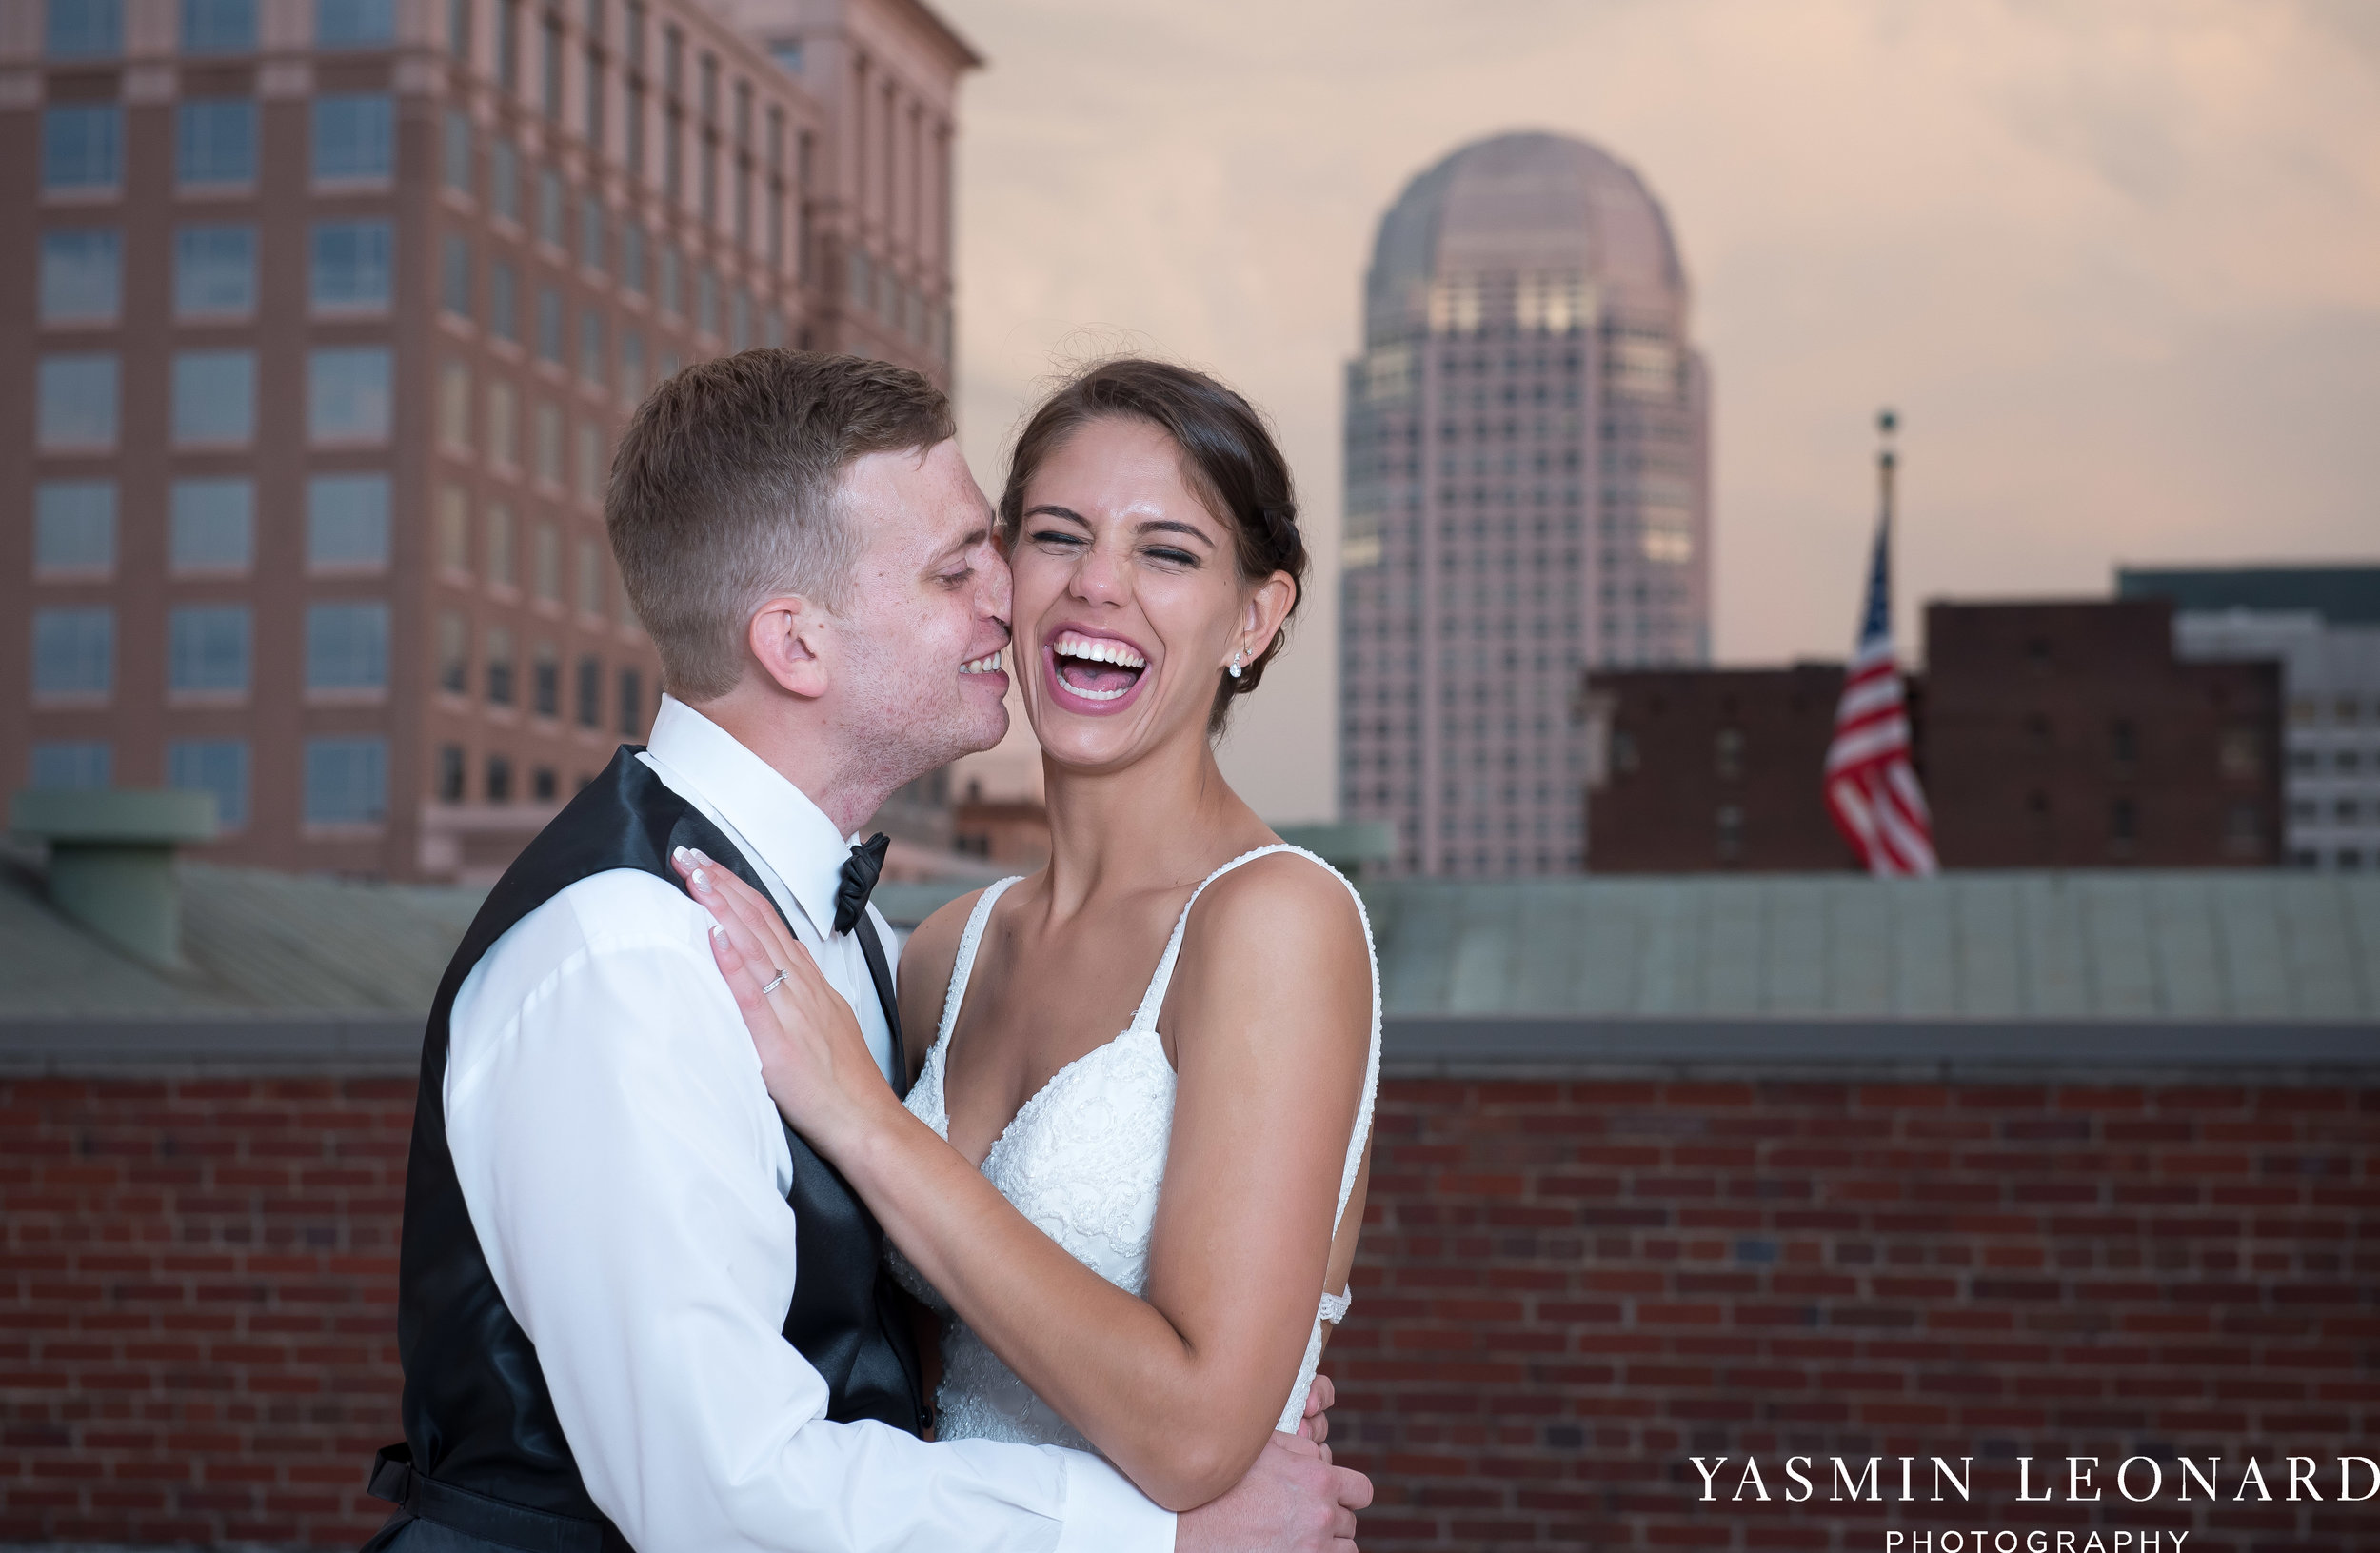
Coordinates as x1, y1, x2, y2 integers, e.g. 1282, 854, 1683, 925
690, 867, 711, 893
709, 924, 726, 941
671, 846, 689, 866
690, 848, 714, 866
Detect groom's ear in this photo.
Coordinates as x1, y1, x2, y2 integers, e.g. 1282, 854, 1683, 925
746, 596, 832, 700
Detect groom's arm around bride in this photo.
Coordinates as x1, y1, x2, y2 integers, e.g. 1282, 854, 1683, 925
364, 351, 1367, 1552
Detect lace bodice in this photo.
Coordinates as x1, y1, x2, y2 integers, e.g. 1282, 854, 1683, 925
891, 844, 1381, 1452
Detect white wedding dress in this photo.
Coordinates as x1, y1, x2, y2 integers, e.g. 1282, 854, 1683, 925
891, 844, 1381, 1449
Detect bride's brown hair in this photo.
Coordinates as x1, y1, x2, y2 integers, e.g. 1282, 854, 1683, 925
997, 358, 1306, 735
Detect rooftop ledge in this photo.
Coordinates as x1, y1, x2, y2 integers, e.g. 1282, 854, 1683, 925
0, 1011, 2371, 1078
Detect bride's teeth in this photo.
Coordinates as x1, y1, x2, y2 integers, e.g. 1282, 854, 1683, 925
1052, 634, 1146, 668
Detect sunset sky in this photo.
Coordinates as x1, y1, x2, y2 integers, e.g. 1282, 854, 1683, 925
936, 0, 2380, 821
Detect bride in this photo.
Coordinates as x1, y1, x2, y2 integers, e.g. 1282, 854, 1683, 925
676, 358, 1379, 1516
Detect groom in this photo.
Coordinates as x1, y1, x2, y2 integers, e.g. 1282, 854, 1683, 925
362, 351, 1370, 1552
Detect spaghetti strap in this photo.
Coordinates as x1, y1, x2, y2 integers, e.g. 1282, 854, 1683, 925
935, 877, 1021, 1058
1130, 844, 1307, 1031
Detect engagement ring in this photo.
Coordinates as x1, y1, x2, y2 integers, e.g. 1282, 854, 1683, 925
760, 969, 789, 996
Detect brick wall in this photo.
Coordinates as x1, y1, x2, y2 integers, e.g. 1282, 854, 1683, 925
1335, 1071, 2380, 1552
4, 1063, 2375, 1550
0, 1075, 410, 1548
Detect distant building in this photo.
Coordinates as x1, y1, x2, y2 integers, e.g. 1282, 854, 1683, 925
1585, 598, 2282, 870
1339, 130, 1710, 879
2118, 566, 2380, 871
3, 0, 976, 882
1583, 664, 1854, 872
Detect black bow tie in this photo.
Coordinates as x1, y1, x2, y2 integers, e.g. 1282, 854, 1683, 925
833, 833, 890, 936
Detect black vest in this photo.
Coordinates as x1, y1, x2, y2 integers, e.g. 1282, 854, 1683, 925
381, 747, 924, 1544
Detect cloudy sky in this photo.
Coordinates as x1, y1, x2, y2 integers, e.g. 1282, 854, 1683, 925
936, 0, 2380, 821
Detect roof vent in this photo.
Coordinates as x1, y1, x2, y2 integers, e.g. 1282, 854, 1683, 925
10, 789, 218, 966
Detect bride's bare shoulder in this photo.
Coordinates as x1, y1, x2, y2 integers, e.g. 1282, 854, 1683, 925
1179, 849, 1369, 1003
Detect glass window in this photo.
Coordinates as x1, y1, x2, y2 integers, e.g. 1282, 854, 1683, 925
576, 536, 604, 615
617, 666, 643, 735
37, 354, 117, 448
308, 347, 392, 441
50, 0, 124, 55
486, 752, 513, 801
42, 106, 122, 189
696, 267, 717, 336
311, 218, 393, 309
574, 422, 602, 504
490, 137, 520, 220
439, 360, 471, 448
442, 232, 473, 317
30, 742, 112, 791
307, 473, 391, 567
485, 500, 516, 583
486, 384, 518, 468
169, 605, 251, 693
579, 309, 605, 385
174, 224, 256, 315
533, 402, 562, 483
619, 329, 644, 406
538, 169, 564, 245
171, 478, 255, 571
437, 611, 468, 693
576, 654, 602, 727
447, 0, 470, 59
183, 0, 258, 51
34, 481, 115, 574
730, 288, 749, 350
313, 94, 394, 181
533, 522, 561, 600
486, 624, 516, 703
169, 740, 249, 828
533, 641, 559, 717
316, 0, 395, 46
39, 229, 120, 322
172, 349, 256, 444
489, 259, 519, 339
437, 486, 470, 572
33, 607, 113, 697
621, 223, 645, 292
658, 244, 679, 314
305, 736, 388, 824
444, 109, 474, 191
307, 601, 390, 689
580, 198, 605, 271
177, 99, 257, 185
537, 286, 564, 361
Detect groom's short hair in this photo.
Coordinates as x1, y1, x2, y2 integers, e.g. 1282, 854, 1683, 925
606, 349, 955, 701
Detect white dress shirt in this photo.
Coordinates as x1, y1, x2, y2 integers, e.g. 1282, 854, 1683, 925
445, 695, 1175, 1553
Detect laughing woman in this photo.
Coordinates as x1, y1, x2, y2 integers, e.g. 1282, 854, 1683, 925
676, 359, 1380, 1519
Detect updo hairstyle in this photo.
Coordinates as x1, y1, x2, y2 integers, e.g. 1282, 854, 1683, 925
997, 358, 1306, 734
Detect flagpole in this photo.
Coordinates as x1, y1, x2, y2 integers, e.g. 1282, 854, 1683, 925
1877, 408, 1897, 660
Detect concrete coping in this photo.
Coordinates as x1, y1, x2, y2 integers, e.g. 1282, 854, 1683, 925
0, 1012, 2373, 1077
10, 788, 220, 845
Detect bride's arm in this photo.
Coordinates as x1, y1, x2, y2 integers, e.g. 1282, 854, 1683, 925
681, 852, 1370, 1512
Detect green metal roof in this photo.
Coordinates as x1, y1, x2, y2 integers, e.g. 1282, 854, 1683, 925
4, 855, 2373, 1025
1365, 871, 2380, 1023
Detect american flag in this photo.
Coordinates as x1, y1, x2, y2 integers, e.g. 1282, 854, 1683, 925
1825, 514, 1938, 876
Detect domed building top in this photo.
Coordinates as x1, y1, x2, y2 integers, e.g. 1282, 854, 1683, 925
1366, 130, 1688, 339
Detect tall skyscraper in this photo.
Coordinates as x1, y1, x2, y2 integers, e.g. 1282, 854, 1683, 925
3, 0, 975, 882
1339, 130, 1709, 876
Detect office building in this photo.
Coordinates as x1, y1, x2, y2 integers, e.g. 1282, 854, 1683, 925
4, 0, 975, 881
1339, 130, 1711, 877
2121, 565, 2380, 870
1586, 598, 2282, 870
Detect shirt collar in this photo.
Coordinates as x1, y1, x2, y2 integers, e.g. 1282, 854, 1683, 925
644, 694, 856, 938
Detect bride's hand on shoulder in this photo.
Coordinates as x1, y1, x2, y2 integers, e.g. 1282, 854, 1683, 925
669, 846, 894, 1155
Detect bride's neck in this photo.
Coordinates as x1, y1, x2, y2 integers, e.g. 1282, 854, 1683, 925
1038, 735, 1257, 913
